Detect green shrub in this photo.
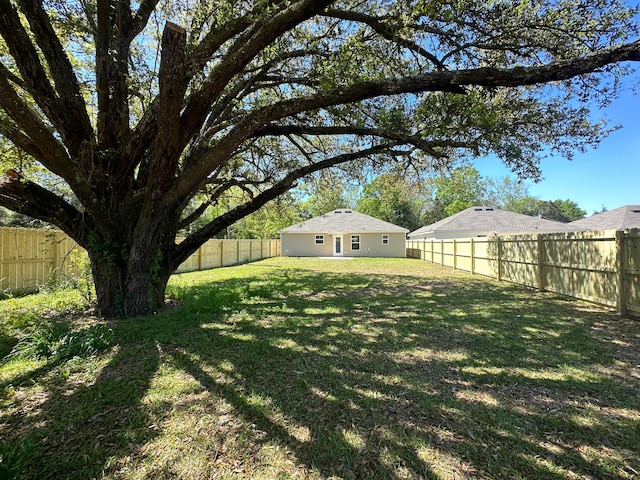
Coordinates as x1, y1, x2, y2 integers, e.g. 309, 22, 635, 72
5, 324, 114, 362
0, 288, 92, 341
56, 324, 115, 360
0, 436, 34, 480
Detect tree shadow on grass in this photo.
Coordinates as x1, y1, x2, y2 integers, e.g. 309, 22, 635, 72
152, 267, 639, 478
2, 262, 639, 479
1, 333, 161, 479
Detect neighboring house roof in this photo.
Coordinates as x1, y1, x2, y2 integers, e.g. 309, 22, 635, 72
408, 205, 571, 237
280, 209, 409, 234
569, 205, 640, 230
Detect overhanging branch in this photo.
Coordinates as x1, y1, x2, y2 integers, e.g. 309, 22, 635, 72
322, 8, 446, 70
253, 124, 480, 158
0, 170, 89, 244
171, 144, 392, 267
176, 40, 640, 200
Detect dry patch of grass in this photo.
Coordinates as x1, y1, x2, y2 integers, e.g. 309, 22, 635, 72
1, 257, 639, 479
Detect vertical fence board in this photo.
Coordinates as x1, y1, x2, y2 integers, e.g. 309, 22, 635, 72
471, 238, 494, 277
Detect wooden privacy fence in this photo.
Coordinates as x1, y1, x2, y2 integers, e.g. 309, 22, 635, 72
0, 226, 280, 293
0, 227, 84, 293
407, 229, 640, 317
175, 238, 280, 273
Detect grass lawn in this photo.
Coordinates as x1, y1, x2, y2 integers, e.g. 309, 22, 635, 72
1, 257, 639, 479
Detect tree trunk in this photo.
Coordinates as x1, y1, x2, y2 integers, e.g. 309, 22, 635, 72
87, 233, 172, 318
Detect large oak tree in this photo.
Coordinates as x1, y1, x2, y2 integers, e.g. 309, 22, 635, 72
0, 0, 639, 316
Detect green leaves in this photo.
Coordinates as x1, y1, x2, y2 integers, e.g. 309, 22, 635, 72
6, 324, 115, 362
356, 173, 423, 231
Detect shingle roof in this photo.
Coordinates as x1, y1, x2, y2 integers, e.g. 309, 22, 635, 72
409, 206, 571, 237
569, 205, 640, 230
280, 209, 409, 234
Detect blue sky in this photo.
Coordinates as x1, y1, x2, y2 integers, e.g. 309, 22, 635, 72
474, 72, 640, 217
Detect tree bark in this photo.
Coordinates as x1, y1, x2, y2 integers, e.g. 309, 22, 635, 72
87, 229, 173, 317
90, 256, 172, 317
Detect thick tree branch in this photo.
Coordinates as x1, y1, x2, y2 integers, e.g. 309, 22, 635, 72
175, 40, 640, 201
18, 0, 94, 154
0, 124, 49, 164
178, 201, 211, 230
172, 143, 391, 267
0, 65, 73, 178
95, 0, 133, 147
0, 170, 88, 244
149, 22, 188, 194
253, 124, 479, 158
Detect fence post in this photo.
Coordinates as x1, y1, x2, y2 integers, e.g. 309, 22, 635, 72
440, 240, 444, 266
537, 234, 545, 292
616, 230, 627, 316
497, 236, 502, 281
237, 239, 240, 265
470, 238, 475, 275
220, 240, 224, 267
431, 240, 434, 264
453, 239, 457, 270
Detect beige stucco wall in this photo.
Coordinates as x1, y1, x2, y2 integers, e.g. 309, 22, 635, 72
280, 233, 334, 256
281, 232, 406, 257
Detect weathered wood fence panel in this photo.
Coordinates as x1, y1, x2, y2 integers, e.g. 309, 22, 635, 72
541, 232, 619, 308
0, 227, 280, 292
0, 227, 84, 292
173, 238, 281, 273
407, 229, 640, 317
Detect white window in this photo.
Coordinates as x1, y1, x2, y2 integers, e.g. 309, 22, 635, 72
315, 235, 324, 244
351, 235, 360, 250
382, 234, 389, 244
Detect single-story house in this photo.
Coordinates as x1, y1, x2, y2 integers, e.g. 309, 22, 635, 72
569, 205, 640, 230
408, 205, 572, 240
280, 209, 409, 257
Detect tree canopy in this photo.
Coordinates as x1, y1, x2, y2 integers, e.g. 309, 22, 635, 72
357, 173, 423, 232
1, 0, 639, 316
509, 198, 587, 222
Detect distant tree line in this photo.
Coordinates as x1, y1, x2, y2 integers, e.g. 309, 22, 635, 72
188, 165, 590, 238
1, 164, 590, 237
